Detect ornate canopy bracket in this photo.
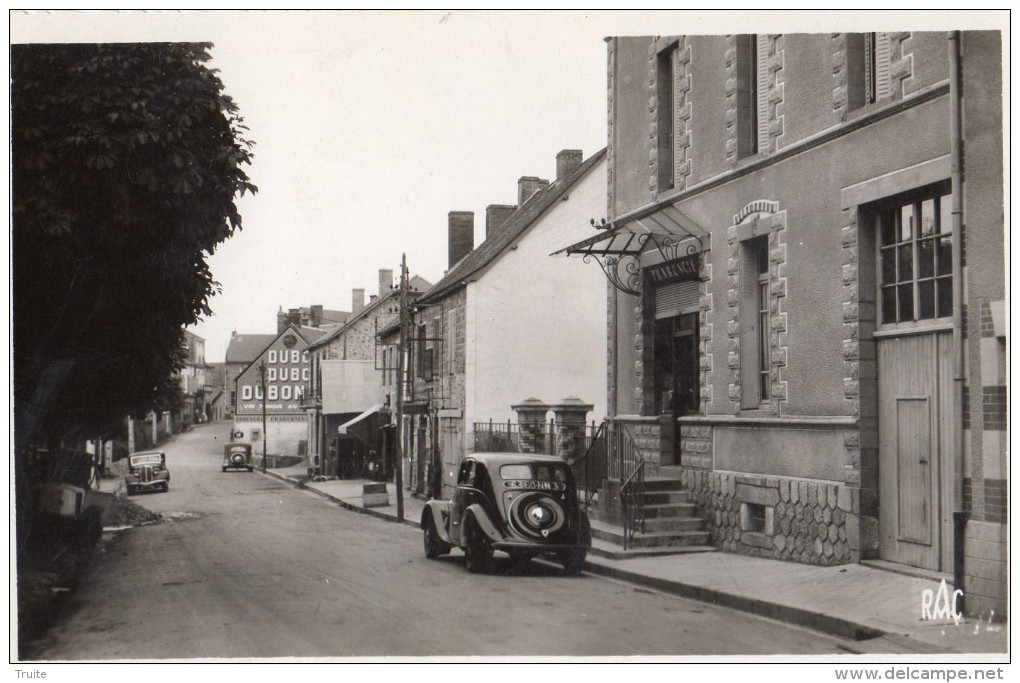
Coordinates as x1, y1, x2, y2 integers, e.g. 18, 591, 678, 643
553, 204, 709, 296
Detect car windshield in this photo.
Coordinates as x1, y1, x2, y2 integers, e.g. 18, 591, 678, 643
130, 454, 163, 466
500, 463, 567, 482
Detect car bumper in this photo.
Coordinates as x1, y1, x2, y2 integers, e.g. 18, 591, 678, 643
126, 479, 167, 491
490, 540, 586, 553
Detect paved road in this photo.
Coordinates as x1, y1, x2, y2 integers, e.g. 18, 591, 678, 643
22, 422, 854, 660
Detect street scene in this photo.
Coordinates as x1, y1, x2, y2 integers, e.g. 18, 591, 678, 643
10, 10, 1010, 671
21, 422, 858, 660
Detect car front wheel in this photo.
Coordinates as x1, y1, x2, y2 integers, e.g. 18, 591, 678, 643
463, 518, 492, 574
423, 519, 451, 559
561, 546, 587, 576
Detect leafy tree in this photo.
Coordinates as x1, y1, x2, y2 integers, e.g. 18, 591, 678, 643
11, 43, 256, 483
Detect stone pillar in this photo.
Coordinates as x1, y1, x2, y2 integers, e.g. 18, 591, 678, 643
512, 398, 550, 454
127, 416, 135, 453
552, 397, 594, 462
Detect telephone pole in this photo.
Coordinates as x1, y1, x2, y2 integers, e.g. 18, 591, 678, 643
393, 253, 407, 522
259, 360, 268, 473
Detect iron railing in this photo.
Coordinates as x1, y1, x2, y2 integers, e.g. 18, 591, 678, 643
472, 418, 559, 456
607, 423, 646, 550
472, 420, 522, 453
569, 422, 607, 511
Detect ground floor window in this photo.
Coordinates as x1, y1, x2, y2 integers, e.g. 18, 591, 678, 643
878, 186, 953, 325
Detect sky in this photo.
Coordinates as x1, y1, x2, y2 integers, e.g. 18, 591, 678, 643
10, 10, 1008, 361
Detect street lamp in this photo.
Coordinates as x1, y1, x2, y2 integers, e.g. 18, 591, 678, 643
258, 360, 268, 473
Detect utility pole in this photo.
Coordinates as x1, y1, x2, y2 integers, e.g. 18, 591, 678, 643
393, 254, 407, 522
259, 359, 268, 473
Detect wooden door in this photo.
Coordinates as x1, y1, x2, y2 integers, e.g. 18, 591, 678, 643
877, 332, 952, 571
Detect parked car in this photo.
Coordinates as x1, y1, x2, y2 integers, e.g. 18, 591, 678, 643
125, 451, 170, 495
420, 452, 591, 575
222, 442, 253, 472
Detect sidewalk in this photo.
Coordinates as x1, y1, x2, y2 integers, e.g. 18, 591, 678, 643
264, 466, 1008, 657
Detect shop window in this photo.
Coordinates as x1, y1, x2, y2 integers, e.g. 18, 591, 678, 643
878, 188, 953, 325
739, 236, 770, 409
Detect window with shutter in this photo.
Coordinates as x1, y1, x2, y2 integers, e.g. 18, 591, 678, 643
848, 32, 891, 112
735, 34, 766, 158
755, 34, 769, 154
656, 41, 678, 191
739, 236, 770, 409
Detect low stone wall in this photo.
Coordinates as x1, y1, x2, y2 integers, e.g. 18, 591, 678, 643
680, 467, 861, 566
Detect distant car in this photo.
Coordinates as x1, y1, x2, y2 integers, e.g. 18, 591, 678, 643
420, 453, 591, 575
125, 451, 170, 495
222, 442, 253, 472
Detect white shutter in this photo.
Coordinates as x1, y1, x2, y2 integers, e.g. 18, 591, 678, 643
874, 32, 891, 101
756, 34, 770, 153
655, 281, 700, 319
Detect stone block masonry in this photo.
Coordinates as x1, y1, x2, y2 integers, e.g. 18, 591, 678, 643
680, 467, 859, 566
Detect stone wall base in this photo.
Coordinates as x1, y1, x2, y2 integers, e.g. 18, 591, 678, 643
680, 467, 860, 566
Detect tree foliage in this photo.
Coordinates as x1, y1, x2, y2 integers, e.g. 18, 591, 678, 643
12, 43, 257, 445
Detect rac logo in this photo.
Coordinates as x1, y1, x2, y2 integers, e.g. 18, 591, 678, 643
921, 578, 963, 625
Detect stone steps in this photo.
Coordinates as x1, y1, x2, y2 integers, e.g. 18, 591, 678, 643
589, 475, 712, 551
590, 518, 711, 549
589, 535, 716, 560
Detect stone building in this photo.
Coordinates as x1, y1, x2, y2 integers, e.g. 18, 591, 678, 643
557, 32, 1005, 618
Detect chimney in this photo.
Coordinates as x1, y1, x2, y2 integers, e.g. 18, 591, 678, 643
379, 268, 394, 297
518, 176, 549, 206
556, 149, 583, 181
448, 211, 474, 269
485, 204, 517, 241
352, 288, 365, 313
310, 304, 323, 326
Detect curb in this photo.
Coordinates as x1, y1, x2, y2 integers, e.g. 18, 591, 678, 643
578, 559, 886, 647
262, 470, 420, 530
259, 469, 896, 652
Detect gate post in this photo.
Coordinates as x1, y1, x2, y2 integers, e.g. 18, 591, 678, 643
552, 397, 594, 462
511, 398, 550, 454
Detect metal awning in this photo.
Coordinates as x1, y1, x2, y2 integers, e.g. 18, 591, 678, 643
338, 404, 384, 436
552, 201, 709, 295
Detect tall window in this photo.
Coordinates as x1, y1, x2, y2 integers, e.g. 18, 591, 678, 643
878, 189, 953, 325
847, 32, 889, 112
735, 34, 768, 158
656, 42, 678, 190
756, 239, 771, 402
740, 235, 770, 409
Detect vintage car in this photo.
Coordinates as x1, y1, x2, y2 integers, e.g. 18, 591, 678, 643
125, 450, 170, 495
420, 452, 591, 575
222, 442, 254, 472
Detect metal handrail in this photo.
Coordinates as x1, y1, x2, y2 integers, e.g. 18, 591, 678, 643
614, 424, 646, 550
569, 421, 607, 510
